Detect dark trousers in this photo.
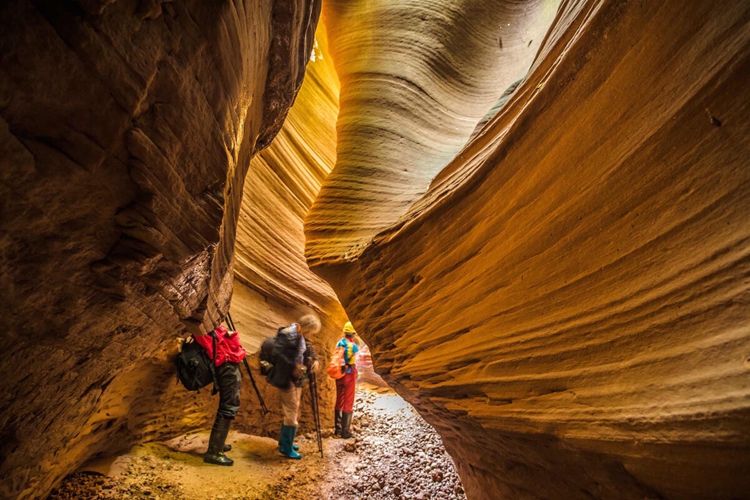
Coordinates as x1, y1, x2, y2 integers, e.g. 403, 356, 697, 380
216, 362, 241, 419
335, 370, 357, 412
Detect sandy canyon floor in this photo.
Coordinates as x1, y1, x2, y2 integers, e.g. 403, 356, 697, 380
48, 385, 466, 500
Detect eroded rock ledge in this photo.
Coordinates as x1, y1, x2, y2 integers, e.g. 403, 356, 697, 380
308, 0, 750, 499
0, 1, 319, 498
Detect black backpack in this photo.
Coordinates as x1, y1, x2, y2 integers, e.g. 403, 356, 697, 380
262, 326, 314, 388
259, 336, 276, 376
176, 333, 218, 394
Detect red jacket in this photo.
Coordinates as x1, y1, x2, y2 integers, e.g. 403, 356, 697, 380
194, 325, 246, 366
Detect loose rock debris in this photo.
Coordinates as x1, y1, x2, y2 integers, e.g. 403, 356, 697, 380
326, 388, 466, 500
48, 386, 466, 499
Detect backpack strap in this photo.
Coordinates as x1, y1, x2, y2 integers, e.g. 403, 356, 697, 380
208, 330, 219, 396
296, 327, 304, 352
191, 336, 203, 390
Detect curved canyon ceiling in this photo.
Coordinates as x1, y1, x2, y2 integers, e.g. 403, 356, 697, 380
1, 0, 750, 499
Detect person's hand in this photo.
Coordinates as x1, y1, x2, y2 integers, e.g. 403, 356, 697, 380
310, 360, 320, 373
293, 364, 304, 379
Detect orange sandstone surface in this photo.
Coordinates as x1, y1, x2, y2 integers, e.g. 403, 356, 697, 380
230, 19, 347, 433
1, 0, 750, 499
306, 0, 750, 499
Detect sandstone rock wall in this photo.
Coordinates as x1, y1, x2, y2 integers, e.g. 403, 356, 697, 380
230, 19, 347, 431
4, 0, 750, 498
306, 0, 562, 264
0, 1, 319, 498
307, 0, 750, 499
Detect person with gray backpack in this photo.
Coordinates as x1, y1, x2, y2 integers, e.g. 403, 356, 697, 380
263, 314, 321, 459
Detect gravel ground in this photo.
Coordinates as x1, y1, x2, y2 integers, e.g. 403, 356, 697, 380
48, 385, 466, 500
325, 386, 467, 500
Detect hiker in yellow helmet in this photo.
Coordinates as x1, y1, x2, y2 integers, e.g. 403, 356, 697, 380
334, 321, 360, 438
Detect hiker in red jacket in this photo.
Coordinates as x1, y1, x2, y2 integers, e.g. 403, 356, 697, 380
194, 324, 246, 466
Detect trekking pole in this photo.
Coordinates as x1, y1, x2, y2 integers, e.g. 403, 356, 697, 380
226, 312, 269, 415
309, 372, 324, 457
316, 380, 323, 457
243, 358, 269, 415
226, 312, 237, 331
309, 373, 322, 457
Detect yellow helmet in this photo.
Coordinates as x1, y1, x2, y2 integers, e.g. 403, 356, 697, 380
343, 321, 356, 335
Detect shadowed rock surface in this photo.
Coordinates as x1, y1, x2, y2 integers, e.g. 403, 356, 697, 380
307, 0, 750, 499
0, 0, 320, 498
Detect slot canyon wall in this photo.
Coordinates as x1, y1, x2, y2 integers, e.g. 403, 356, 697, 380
0, 0, 322, 498
229, 18, 347, 429
2, 0, 750, 500
306, 0, 561, 262
308, 0, 750, 499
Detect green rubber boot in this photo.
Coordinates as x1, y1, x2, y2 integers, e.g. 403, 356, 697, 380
279, 425, 302, 459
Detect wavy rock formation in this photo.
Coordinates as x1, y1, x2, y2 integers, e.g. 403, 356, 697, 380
308, 0, 750, 499
306, 0, 561, 264
4, 0, 750, 498
230, 19, 347, 426
0, 0, 319, 498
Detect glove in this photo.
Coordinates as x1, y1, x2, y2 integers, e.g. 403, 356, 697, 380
310, 360, 320, 373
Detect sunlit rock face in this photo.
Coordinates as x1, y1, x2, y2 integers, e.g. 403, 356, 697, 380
0, 0, 319, 498
305, 0, 561, 264
308, 0, 750, 499
230, 20, 347, 429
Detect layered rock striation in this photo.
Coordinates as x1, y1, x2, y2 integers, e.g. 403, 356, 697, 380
308, 0, 750, 499
230, 19, 348, 428
0, 0, 319, 498
306, 0, 561, 264
4, 0, 750, 498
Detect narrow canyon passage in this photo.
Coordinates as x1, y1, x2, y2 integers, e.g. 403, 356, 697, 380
47, 384, 466, 500
2, 0, 750, 499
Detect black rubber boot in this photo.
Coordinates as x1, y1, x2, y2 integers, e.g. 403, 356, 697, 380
334, 410, 343, 437
204, 416, 234, 466
341, 411, 355, 439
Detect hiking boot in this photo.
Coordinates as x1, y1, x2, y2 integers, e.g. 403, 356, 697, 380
278, 431, 299, 451
204, 416, 234, 466
341, 411, 356, 439
279, 425, 302, 459
334, 410, 343, 437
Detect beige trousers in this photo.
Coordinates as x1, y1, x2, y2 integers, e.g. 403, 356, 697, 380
279, 386, 302, 426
